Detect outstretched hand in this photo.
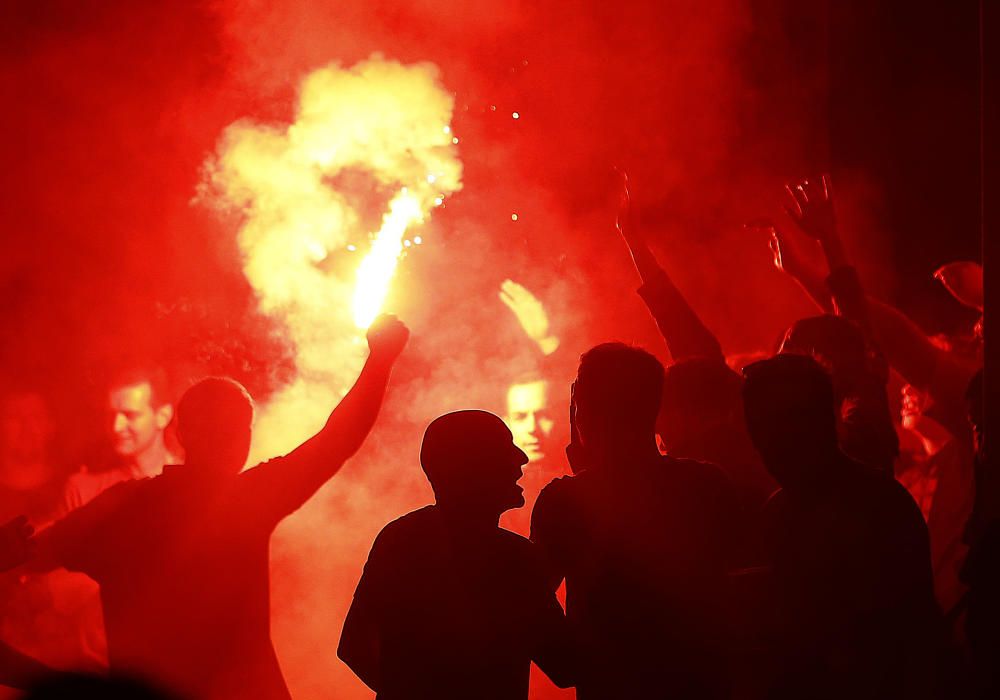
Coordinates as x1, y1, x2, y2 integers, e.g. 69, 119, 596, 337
783, 173, 837, 244
0, 516, 33, 573
366, 314, 409, 364
499, 280, 559, 355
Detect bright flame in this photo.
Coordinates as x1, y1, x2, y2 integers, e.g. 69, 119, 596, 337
200, 57, 462, 460
352, 190, 423, 328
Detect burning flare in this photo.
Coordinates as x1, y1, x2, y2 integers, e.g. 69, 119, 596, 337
201, 57, 462, 460
352, 189, 424, 329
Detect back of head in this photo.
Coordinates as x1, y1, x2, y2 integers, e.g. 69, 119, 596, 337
574, 343, 663, 448
742, 354, 839, 486
659, 357, 743, 452
420, 410, 527, 512
779, 314, 871, 390
177, 377, 254, 475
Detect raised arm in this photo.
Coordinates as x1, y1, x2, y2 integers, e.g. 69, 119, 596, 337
765, 223, 835, 313
499, 280, 559, 356
782, 174, 868, 326
257, 314, 409, 514
617, 173, 725, 362
864, 297, 979, 410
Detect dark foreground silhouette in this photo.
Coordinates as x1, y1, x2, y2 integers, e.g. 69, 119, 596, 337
532, 343, 737, 699
742, 354, 940, 699
340, 410, 574, 699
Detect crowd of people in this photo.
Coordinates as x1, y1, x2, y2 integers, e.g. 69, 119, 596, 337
0, 175, 991, 699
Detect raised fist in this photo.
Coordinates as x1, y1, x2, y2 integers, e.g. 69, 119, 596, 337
366, 314, 410, 364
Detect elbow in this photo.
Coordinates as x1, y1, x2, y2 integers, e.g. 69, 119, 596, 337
540, 659, 576, 689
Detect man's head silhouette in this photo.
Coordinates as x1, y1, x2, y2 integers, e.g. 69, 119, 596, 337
572, 343, 663, 465
176, 377, 254, 476
779, 314, 874, 394
658, 357, 744, 455
420, 410, 528, 516
742, 354, 839, 489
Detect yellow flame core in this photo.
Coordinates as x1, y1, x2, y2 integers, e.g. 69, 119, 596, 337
200, 57, 462, 460
352, 190, 424, 328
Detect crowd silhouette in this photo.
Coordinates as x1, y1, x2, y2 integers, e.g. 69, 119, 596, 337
0, 175, 991, 699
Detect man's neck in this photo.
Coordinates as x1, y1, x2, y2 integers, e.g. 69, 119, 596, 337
592, 435, 662, 472
436, 502, 500, 533
130, 439, 171, 478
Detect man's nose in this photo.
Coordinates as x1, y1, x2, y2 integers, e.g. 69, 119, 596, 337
113, 413, 128, 433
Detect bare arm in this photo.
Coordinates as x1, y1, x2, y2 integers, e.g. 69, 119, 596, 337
617, 174, 725, 362
782, 174, 870, 326
257, 314, 409, 514
766, 224, 834, 313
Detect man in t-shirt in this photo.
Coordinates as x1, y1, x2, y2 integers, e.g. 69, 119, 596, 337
531, 343, 737, 699
34, 314, 409, 700
339, 410, 574, 699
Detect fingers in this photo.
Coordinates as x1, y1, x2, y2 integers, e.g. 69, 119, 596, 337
501, 279, 525, 296
820, 173, 832, 201
783, 184, 803, 219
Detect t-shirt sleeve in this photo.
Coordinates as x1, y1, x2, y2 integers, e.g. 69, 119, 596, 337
237, 454, 318, 524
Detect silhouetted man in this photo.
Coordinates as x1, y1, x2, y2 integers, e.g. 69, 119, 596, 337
35, 315, 409, 700
531, 343, 736, 699
339, 410, 574, 699
742, 354, 939, 699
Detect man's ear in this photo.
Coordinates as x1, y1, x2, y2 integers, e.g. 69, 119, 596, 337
155, 403, 174, 431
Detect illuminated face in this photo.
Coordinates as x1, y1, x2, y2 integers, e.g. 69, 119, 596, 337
901, 384, 931, 432
108, 382, 171, 459
506, 380, 555, 462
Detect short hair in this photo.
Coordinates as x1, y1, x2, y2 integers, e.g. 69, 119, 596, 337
779, 314, 868, 377
108, 365, 172, 408
661, 357, 743, 420
742, 353, 837, 444
575, 343, 664, 430
420, 410, 518, 494
176, 377, 254, 444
